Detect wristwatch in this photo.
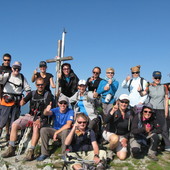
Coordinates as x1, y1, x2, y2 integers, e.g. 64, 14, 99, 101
94, 154, 99, 158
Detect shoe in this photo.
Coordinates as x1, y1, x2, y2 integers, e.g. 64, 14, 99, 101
23, 148, 34, 161
1, 145, 16, 158
96, 162, 105, 170
36, 155, 49, 161
164, 146, 170, 152
148, 154, 158, 161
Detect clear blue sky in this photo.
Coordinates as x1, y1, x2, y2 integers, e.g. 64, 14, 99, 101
1, 0, 170, 98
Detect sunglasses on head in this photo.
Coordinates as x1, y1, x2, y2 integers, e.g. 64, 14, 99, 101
77, 121, 87, 124
154, 77, 161, 80
59, 101, 67, 105
143, 110, 153, 114
4, 59, 11, 62
120, 100, 129, 104
106, 72, 114, 74
132, 72, 140, 74
36, 84, 44, 86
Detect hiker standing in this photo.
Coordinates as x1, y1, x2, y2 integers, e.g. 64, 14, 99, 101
0, 53, 12, 140
1, 77, 53, 160
97, 67, 119, 116
121, 65, 148, 108
32, 61, 56, 93
58, 63, 79, 97
0, 61, 31, 138
86, 66, 103, 92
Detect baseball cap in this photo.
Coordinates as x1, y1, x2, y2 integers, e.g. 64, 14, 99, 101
119, 94, 130, 101
58, 95, 69, 103
12, 61, 22, 69
78, 80, 86, 86
39, 61, 47, 67
143, 103, 153, 110
152, 71, 162, 78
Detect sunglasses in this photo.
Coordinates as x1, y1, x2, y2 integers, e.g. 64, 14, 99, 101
37, 84, 44, 86
132, 72, 140, 74
59, 101, 67, 105
93, 71, 100, 74
77, 121, 87, 124
4, 59, 11, 62
13, 68, 21, 71
154, 77, 161, 80
143, 110, 153, 114
120, 100, 129, 104
106, 72, 114, 74
63, 68, 70, 70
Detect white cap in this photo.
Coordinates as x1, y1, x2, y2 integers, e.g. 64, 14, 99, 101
119, 94, 130, 101
78, 80, 86, 86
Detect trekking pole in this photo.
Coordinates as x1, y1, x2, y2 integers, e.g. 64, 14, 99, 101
15, 121, 33, 162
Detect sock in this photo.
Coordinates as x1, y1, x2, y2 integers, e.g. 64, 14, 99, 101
29, 146, 35, 150
9, 141, 15, 147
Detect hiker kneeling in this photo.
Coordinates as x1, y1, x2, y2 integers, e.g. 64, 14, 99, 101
102, 94, 133, 160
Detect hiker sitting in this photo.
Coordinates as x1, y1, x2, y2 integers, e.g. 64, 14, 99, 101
1, 77, 53, 161
103, 94, 133, 160
69, 80, 99, 130
130, 103, 161, 161
0, 61, 31, 138
121, 65, 148, 108
65, 113, 106, 170
36, 95, 74, 161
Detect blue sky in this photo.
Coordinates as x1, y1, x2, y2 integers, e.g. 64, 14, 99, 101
1, 0, 170, 99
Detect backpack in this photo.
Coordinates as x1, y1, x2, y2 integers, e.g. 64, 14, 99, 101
30, 90, 49, 116
4, 72, 25, 90
128, 77, 144, 92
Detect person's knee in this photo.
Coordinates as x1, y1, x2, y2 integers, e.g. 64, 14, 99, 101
117, 152, 127, 160
40, 127, 48, 135
11, 123, 19, 130
110, 134, 119, 144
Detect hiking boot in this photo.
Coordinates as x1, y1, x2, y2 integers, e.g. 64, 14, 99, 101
96, 162, 105, 170
1, 145, 16, 158
23, 148, 34, 161
148, 153, 158, 161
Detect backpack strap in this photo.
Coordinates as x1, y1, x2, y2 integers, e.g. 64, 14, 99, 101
128, 77, 144, 92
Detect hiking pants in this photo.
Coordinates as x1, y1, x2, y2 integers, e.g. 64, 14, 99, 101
0, 105, 20, 129
130, 133, 159, 154
154, 109, 170, 147
40, 127, 69, 155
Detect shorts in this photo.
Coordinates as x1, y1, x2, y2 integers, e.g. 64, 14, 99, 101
13, 114, 34, 129
102, 130, 127, 152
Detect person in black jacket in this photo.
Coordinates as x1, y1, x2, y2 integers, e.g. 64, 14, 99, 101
103, 94, 133, 160
130, 103, 161, 161
86, 66, 103, 92
58, 63, 79, 97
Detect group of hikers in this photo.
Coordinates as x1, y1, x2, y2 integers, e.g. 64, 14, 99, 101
0, 53, 170, 170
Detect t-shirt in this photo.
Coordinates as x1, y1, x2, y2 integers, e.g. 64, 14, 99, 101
36, 72, 53, 92
51, 107, 74, 130
69, 129, 96, 152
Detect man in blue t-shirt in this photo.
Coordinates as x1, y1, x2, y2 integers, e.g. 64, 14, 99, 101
37, 95, 74, 161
